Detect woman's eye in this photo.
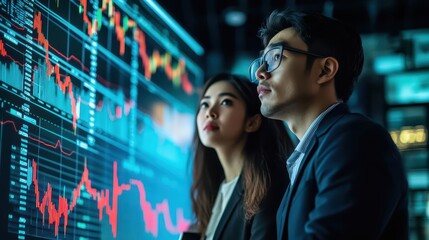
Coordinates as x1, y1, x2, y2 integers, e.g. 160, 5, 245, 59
273, 53, 281, 61
221, 99, 232, 106
200, 102, 208, 109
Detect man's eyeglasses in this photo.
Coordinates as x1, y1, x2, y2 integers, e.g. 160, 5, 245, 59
248, 43, 326, 83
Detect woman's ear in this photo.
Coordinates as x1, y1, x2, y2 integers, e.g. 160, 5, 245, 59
317, 57, 338, 84
245, 114, 262, 133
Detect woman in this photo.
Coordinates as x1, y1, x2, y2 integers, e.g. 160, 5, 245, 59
190, 73, 293, 239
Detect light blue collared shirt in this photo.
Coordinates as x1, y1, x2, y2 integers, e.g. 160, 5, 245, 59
287, 102, 341, 185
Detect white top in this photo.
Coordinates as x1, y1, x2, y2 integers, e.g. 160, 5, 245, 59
205, 176, 239, 240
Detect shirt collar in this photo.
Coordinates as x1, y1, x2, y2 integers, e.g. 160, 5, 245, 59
295, 102, 341, 153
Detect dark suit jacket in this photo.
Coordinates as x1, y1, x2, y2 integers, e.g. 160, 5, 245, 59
212, 172, 287, 240
277, 103, 409, 240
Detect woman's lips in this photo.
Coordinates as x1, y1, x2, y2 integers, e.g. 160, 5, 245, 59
204, 123, 219, 131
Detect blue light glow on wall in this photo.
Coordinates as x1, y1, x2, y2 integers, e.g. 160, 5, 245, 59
385, 71, 429, 105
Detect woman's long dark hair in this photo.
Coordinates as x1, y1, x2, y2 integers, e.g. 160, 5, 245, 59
190, 73, 293, 234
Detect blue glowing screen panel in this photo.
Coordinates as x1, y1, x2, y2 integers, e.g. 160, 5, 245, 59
385, 71, 429, 105
0, 0, 203, 239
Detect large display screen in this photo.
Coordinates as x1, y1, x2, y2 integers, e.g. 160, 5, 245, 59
0, 0, 203, 239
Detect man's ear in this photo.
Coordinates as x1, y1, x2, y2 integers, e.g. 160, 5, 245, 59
317, 57, 338, 84
245, 114, 262, 133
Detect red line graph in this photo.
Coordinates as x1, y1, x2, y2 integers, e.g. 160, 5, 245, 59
130, 179, 191, 236
33, 12, 80, 130
79, 0, 97, 37
2, 119, 190, 237
32, 159, 190, 238
0, 14, 26, 32
0, 39, 7, 57
78, 0, 194, 94
28, 136, 75, 156
1, 120, 75, 156
6, 7, 114, 90
0, 39, 25, 66
113, 9, 136, 55
30, 37, 91, 74
11, 2, 195, 136
95, 99, 134, 120
19, 19, 113, 90
29, 32, 116, 89
135, 29, 193, 94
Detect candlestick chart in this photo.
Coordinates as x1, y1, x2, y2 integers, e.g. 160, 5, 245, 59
0, 0, 203, 239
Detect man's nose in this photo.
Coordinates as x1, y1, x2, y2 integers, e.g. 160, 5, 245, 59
255, 64, 270, 81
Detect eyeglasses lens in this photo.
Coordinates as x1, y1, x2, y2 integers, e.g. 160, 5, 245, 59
248, 46, 283, 83
249, 59, 261, 83
265, 48, 282, 72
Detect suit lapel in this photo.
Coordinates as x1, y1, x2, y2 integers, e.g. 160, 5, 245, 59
278, 103, 349, 239
277, 184, 290, 239
287, 103, 349, 205
213, 176, 243, 240
279, 138, 317, 239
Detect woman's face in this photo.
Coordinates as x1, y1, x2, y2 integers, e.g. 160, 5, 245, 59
197, 80, 249, 149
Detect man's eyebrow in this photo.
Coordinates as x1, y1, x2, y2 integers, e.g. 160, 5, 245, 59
267, 41, 289, 48
261, 41, 287, 55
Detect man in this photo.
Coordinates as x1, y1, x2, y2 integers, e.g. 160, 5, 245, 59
248, 9, 408, 240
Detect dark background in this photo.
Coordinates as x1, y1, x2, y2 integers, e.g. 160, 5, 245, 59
158, 0, 429, 77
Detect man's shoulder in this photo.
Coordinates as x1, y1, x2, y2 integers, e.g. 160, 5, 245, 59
327, 112, 391, 140
318, 104, 380, 135
337, 111, 383, 129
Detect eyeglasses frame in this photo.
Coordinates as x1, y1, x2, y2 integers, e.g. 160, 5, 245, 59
248, 43, 326, 83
